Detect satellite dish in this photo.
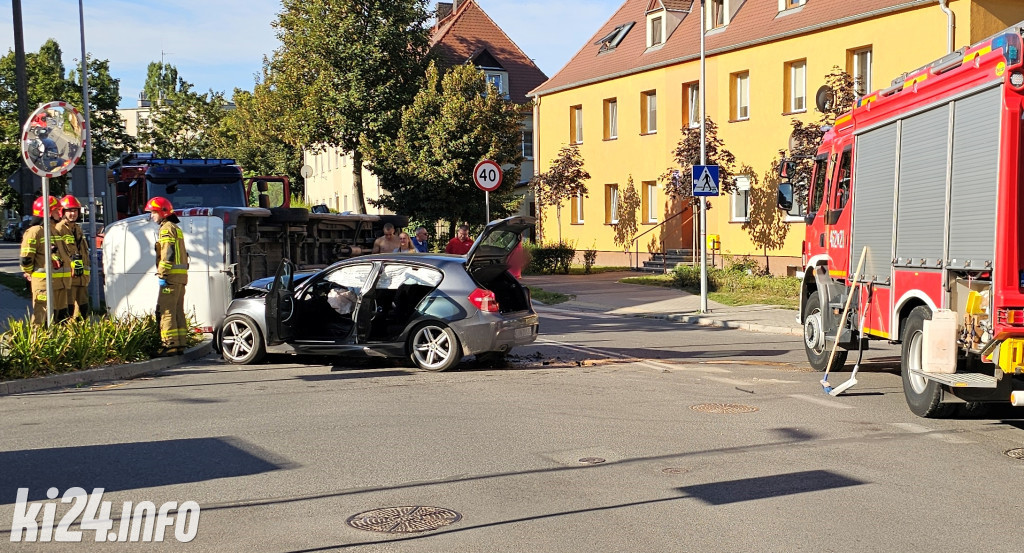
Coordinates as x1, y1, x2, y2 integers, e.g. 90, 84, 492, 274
300, 164, 313, 178
815, 85, 835, 113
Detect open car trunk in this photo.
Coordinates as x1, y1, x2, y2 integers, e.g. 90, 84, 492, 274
465, 216, 536, 314
470, 264, 531, 313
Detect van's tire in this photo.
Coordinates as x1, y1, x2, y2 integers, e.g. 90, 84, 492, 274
268, 207, 309, 224
901, 306, 955, 418
220, 314, 266, 365
802, 293, 848, 372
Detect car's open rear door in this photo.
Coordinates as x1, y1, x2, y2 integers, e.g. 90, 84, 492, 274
265, 259, 296, 345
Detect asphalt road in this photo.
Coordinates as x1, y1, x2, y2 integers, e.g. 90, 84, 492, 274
3, 306, 1024, 552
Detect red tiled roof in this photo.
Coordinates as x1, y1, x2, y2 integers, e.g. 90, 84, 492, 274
531, 0, 932, 96
430, 0, 549, 104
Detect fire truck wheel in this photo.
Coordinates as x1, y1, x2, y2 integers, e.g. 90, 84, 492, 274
901, 306, 955, 418
802, 293, 848, 372
220, 314, 267, 365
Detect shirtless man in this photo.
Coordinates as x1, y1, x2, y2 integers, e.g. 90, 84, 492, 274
371, 223, 401, 253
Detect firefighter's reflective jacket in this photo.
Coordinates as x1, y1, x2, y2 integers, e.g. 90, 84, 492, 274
155, 219, 189, 285
19, 219, 72, 288
55, 219, 90, 285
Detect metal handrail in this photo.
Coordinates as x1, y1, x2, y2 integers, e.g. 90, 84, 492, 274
630, 208, 694, 272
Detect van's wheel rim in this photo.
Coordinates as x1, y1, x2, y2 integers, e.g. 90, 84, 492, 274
907, 328, 928, 394
222, 320, 255, 362
804, 308, 825, 355
412, 326, 453, 370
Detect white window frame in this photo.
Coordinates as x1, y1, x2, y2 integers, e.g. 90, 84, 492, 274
572, 106, 583, 144
735, 72, 749, 120
644, 91, 657, 134
606, 98, 618, 139
608, 185, 620, 224
789, 60, 806, 113
647, 13, 664, 48
646, 182, 658, 223
778, 0, 806, 10
687, 83, 700, 128
852, 47, 873, 97
731, 175, 751, 222
573, 191, 585, 224
709, 0, 729, 29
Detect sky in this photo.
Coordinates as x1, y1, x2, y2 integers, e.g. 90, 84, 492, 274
0, 0, 621, 109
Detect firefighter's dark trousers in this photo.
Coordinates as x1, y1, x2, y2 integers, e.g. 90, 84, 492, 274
30, 279, 68, 326
157, 283, 187, 350
68, 285, 89, 319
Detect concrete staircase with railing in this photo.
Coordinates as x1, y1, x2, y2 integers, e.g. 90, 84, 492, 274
638, 249, 696, 273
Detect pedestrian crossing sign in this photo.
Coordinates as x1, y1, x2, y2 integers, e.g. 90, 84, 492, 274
692, 165, 720, 197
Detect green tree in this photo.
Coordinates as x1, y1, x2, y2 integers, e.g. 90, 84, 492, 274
370, 62, 524, 234
143, 61, 181, 103
662, 117, 737, 206
530, 143, 590, 243
613, 175, 641, 252
741, 162, 789, 272
265, 0, 433, 213
69, 57, 135, 164
138, 82, 227, 158
785, 66, 856, 199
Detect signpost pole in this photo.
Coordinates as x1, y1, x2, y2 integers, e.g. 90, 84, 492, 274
699, 0, 709, 313
485, 191, 490, 223
42, 176, 53, 324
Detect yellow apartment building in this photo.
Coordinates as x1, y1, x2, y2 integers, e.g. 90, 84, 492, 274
529, 0, 1024, 273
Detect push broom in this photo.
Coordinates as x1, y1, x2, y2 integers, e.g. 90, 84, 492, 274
821, 247, 867, 395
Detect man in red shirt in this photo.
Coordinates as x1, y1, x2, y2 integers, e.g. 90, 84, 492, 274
444, 224, 474, 255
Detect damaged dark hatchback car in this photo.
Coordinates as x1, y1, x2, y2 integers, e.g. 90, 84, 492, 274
215, 216, 539, 371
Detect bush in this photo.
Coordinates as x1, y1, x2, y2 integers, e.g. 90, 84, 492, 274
672, 264, 799, 299
526, 242, 576, 275
723, 254, 768, 276
582, 247, 598, 274
0, 315, 202, 380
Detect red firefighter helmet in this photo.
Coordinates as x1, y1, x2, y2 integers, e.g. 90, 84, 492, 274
60, 195, 82, 210
32, 196, 61, 218
144, 196, 174, 217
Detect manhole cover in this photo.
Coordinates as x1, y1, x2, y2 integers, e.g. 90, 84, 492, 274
346, 506, 461, 533
1005, 448, 1024, 460
689, 403, 759, 414
578, 457, 606, 465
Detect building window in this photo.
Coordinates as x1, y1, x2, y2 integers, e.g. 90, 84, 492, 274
731, 71, 749, 121
605, 184, 619, 224
731, 175, 751, 222
521, 128, 534, 159
571, 191, 584, 224
642, 180, 658, 223
570, 105, 583, 144
641, 90, 657, 134
604, 98, 618, 140
648, 15, 663, 47
596, 21, 635, 53
710, 0, 728, 29
683, 82, 699, 128
849, 47, 873, 97
785, 59, 807, 113
778, 0, 805, 10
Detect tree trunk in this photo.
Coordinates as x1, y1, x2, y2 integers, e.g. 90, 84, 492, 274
556, 204, 562, 244
352, 149, 367, 214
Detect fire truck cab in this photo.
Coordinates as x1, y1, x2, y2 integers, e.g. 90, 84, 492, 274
780, 25, 1024, 417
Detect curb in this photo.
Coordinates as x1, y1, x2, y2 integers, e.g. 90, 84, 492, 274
0, 340, 213, 396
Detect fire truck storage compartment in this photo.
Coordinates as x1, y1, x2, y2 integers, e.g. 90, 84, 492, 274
851, 84, 1003, 283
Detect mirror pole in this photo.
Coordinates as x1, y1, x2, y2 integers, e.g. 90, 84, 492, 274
42, 176, 54, 325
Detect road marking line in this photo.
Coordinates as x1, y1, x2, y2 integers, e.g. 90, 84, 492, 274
536, 338, 731, 374
890, 422, 974, 444
789, 394, 855, 409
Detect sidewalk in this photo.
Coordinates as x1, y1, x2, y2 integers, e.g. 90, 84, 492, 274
0, 281, 31, 331
521, 271, 802, 336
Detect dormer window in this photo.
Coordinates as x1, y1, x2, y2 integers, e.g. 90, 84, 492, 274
595, 22, 635, 53
779, 0, 806, 10
648, 15, 663, 48
709, 0, 729, 29
484, 71, 509, 99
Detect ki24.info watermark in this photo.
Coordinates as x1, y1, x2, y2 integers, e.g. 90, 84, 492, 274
11, 488, 200, 543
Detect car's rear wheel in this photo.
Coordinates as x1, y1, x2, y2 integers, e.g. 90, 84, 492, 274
220, 314, 266, 365
409, 323, 461, 372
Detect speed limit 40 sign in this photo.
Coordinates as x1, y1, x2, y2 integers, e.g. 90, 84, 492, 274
473, 159, 503, 192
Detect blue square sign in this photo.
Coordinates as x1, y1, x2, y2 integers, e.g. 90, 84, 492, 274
692, 165, 720, 197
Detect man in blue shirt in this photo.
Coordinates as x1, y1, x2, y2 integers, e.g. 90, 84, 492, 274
411, 226, 429, 253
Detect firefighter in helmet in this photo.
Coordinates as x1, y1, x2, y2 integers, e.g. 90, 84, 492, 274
19, 196, 72, 325
145, 197, 189, 354
57, 195, 90, 319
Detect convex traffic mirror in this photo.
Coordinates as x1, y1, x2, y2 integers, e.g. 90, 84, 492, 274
20, 101, 85, 177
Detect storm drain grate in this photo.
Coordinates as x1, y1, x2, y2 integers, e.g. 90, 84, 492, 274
347, 506, 461, 533
1005, 448, 1024, 460
689, 403, 759, 414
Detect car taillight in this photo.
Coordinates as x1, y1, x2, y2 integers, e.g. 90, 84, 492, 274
469, 288, 500, 312
997, 308, 1024, 326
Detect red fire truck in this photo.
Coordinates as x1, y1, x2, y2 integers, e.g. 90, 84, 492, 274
778, 25, 1024, 417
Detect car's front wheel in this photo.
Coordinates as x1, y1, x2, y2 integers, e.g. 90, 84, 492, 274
220, 314, 266, 365
409, 323, 462, 372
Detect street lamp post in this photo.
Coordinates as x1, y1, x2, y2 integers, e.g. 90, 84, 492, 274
699, 0, 709, 313
79, 0, 100, 310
